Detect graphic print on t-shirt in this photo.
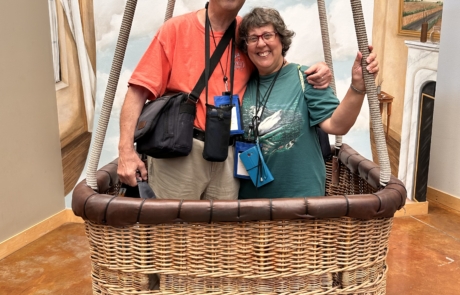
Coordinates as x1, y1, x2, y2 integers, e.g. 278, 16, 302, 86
243, 104, 304, 158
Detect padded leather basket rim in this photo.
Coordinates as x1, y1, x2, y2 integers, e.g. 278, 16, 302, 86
72, 144, 406, 226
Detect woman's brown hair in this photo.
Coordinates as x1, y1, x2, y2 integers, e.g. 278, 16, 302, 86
238, 7, 295, 57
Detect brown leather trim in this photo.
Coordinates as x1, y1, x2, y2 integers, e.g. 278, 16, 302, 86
72, 144, 406, 226
137, 121, 147, 130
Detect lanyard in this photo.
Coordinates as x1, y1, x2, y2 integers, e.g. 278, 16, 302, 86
252, 61, 285, 139
205, 5, 236, 104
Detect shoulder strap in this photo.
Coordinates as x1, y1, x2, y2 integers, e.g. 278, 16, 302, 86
188, 13, 235, 102
204, 8, 236, 104
297, 65, 306, 92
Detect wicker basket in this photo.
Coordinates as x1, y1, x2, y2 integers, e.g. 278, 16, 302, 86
73, 144, 406, 294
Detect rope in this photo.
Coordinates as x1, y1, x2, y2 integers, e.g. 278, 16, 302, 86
164, 0, 176, 22
86, 0, 138, 190
316, 0, 342, 150
350, 0, 390, 186
317, 0, 336, 92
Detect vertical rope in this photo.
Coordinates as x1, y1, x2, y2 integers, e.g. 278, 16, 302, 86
86, 0, 138, 190
350, 0, 390, 186
317, 0, 336, 92
316, 0, 342, 150
164, 0, 176, 22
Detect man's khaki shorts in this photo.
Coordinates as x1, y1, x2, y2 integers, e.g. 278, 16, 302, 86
147, 138, 239, 200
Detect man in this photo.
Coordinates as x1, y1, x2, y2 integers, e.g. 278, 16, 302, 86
118, 0, 332, 200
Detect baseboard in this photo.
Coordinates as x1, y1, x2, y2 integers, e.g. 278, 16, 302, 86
427, 186, 460, 212
385, 125, 401, 143
394, 198, 429, 217
0, 209, 83, 260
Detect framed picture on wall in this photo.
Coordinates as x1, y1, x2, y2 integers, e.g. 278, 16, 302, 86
399, 0, 443, 39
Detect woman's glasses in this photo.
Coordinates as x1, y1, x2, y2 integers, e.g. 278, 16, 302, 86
245, 32, 278, 45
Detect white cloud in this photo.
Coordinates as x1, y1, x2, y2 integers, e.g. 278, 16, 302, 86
94, 0, 207, 52
328, 0, 374, 60
241, 0, 278, 13
93, 0, 126, 51
175, 0, 206, 15
282, 3, 325, 65
129, 0, 168, 39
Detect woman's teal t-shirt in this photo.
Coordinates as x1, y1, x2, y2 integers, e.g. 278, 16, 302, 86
239, 63, 340, 199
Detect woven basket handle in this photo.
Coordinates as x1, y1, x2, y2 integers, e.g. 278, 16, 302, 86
350, 0, 390, 186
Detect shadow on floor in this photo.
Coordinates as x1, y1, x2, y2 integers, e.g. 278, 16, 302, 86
0, 202, 459, 295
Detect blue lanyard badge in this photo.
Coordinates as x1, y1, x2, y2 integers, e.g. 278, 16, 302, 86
238, 140, 274, 187
234, 141, 255, 179
214, 94, 244, 135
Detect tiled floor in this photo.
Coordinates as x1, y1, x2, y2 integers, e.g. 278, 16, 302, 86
0, 201, 459, 295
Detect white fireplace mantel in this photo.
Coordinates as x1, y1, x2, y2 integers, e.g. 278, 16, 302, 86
398, 40, 440, 201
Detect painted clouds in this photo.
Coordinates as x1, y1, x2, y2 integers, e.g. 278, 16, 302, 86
92, 0, 374, 160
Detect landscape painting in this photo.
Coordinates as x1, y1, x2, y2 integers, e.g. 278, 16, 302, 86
399, 0, 443, 37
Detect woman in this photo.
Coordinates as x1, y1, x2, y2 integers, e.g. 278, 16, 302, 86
237, 7, 379, 199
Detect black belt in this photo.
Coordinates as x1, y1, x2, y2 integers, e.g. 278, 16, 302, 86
193, 128, 234, 146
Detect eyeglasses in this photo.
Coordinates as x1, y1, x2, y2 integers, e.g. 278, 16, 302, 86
245, 31, 278, 45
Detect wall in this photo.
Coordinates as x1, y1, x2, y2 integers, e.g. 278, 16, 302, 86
428, 0, 460, 200
372, 0, 419, 142
373, 0, 459, 203
0, 0, 65, 242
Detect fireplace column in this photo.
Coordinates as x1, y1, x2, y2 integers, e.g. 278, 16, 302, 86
398, 41, 439, 201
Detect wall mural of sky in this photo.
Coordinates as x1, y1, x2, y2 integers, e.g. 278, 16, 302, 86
66, 0, 375, 206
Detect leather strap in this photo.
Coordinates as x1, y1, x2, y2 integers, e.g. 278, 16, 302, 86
189, 6, 235, 102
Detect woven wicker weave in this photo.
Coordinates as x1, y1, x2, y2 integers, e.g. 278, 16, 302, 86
86, 217, 391, 295
74, 145, 404, 295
